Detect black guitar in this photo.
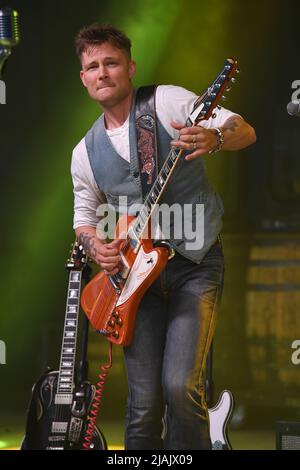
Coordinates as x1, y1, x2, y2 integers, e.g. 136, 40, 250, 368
21, 241, 107, 450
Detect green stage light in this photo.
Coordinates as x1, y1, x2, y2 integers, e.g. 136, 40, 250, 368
0, 440, 8, 449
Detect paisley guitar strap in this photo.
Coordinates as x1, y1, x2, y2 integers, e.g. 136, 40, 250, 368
135, 85, 159, 201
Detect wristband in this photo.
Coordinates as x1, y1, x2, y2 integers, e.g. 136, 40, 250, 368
209, 127, 225, 155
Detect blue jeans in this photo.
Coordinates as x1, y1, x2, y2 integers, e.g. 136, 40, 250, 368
123, 239, 225, 450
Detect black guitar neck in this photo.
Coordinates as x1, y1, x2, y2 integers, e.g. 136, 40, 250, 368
56, 269, 82, 398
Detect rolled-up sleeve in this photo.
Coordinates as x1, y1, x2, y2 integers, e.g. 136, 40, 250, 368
71, 137, 104, 229
156, 85, 241, 137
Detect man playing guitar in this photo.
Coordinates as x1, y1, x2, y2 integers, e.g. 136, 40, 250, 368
71, 23, 256, 450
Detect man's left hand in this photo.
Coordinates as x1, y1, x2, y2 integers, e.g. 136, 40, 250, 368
170, 121, 218, 160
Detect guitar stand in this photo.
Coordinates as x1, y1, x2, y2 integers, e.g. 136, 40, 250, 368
77, 262, 92, 383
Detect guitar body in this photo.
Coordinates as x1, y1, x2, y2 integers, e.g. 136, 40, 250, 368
208, 390, 234, 450
81, 214, 170, 346
21, 241, 108, 450
21, 370, 107, 450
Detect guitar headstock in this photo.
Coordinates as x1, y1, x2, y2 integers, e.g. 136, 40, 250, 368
65, 239, 88, 271
190, 58, 239, 125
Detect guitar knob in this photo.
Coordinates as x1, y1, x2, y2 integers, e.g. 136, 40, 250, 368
108, 319, 115, 327
112, 312, 123, 326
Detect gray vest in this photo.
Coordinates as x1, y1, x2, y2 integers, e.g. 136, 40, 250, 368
85, 88, 224, 264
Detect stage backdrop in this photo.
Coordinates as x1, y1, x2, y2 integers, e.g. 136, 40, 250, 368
1, 0, 300, 431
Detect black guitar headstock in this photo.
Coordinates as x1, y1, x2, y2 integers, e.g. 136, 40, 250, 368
65, 239, 88, 271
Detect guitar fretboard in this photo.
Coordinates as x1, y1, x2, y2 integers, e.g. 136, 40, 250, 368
132, 147, 181, 240
57, 270, 82, 395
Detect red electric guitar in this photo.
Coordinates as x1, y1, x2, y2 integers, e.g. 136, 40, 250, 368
81, 58, 239, 346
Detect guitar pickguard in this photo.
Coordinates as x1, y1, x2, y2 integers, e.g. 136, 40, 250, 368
208, 390, 234, 450
116, 246, 158, 306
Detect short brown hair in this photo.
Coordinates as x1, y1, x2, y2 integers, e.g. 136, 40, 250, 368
75, 23, 132, 62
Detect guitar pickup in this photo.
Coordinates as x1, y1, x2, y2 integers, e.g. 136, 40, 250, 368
128, 227, 140, 254
54, 394, 73, 405
52, 422, 68, 433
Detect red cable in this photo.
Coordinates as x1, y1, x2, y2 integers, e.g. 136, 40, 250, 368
82, 342, 113, 450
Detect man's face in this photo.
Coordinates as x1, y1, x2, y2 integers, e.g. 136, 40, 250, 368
80, 42, 136, 108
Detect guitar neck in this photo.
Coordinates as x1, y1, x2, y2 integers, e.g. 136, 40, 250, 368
131, 59, 237, 242
132, 146, 182, 240
57, 269, 82, 395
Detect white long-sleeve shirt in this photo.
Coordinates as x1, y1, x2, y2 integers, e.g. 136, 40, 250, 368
71, 85, 239, 230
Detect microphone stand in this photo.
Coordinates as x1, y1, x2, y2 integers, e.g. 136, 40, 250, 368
0, 46, 11, 78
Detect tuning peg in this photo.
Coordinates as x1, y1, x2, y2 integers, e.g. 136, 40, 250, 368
221, 95, 226, 101
212, 113, 217, 119
235, 68, 240, 74
231, 77, 236, 83
217, 105, 221, 110
226, 86, 231, 92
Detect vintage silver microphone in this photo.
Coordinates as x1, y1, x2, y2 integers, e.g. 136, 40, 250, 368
0, 8, 20, 78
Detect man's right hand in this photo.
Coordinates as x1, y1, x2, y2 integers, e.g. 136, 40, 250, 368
94, 238, 124, 275
76, 227, 123, 276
